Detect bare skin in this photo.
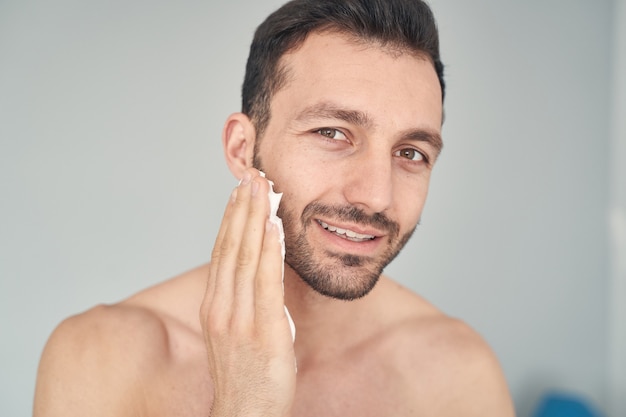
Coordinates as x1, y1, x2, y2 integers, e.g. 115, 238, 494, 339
34, 32, 516, 417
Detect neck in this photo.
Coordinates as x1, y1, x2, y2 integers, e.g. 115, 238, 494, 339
282, 266, 384, 366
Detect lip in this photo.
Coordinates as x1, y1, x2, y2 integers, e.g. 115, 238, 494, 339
312, 218, 385, 255
315, 218, 384, 238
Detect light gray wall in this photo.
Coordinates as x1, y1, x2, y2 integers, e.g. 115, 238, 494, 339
0, 1, 616, 416
609, 0, 626, 416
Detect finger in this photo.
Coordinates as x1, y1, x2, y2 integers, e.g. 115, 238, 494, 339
203, 169, 260, 327
255, 219, 287, 330
201, 186, 238, 320
209, 170, 260, 319
232, 175, 271, 325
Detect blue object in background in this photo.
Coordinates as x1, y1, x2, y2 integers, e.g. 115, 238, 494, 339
531, 392, 603, 417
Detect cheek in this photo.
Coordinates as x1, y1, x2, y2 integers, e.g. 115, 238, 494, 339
394, 179, 430, 225
272, 158, 325, 200
270, 171, 308, 215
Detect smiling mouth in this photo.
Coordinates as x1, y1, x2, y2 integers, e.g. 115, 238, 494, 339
317, 220, 376, 242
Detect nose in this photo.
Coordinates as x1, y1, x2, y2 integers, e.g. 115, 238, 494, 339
342, 149, 394, 214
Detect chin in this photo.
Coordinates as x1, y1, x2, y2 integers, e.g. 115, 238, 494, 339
286, 256, 383, 301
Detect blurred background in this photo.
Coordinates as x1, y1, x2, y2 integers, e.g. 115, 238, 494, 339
1, 0, 624, 416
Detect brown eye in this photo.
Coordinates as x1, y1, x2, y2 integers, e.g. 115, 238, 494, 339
317, 128, 347, 141
396, 148, 424, 161
319, 128, 334, 137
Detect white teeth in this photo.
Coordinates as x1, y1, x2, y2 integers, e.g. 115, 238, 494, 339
318, 220, 375, 241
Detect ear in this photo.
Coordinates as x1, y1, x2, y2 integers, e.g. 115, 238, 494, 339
222, 112, 256, 179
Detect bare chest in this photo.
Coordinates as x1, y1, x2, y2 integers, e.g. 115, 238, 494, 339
290, 355, 422, 417
143, 356, 420, 417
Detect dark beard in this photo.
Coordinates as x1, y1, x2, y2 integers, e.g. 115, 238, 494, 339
280, 201, 415, 300
252, 153, 416, 300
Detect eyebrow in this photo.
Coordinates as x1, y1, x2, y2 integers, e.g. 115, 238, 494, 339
294, 101, 443, 155
401, 128, 443, 156
294, 101, 374, 129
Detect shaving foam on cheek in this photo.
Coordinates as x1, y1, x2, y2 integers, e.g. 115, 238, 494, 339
260, 172, 285, 259
258, 172, 296, 344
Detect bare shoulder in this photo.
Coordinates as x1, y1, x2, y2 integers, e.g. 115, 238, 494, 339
34, 265, 210, 417
399, 316, 515, 416
374, 278, 516, 416
34, 302, 170, 416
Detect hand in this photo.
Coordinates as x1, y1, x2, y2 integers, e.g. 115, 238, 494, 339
200, 169, 296, 417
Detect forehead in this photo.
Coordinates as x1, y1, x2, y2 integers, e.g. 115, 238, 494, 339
269, 31, 443, 131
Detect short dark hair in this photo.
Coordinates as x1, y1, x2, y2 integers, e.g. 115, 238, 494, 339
242, 0, 445, 139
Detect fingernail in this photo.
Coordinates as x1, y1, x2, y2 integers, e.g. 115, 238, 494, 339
230, 188, 238, 203
241, 172, 252, 185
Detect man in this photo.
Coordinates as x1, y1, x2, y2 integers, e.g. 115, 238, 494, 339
34, 0, 516, 415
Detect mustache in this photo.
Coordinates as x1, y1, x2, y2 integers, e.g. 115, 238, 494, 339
293, 201, 400, 238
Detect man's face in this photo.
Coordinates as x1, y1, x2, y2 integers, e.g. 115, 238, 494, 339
254, 31, 443, 300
